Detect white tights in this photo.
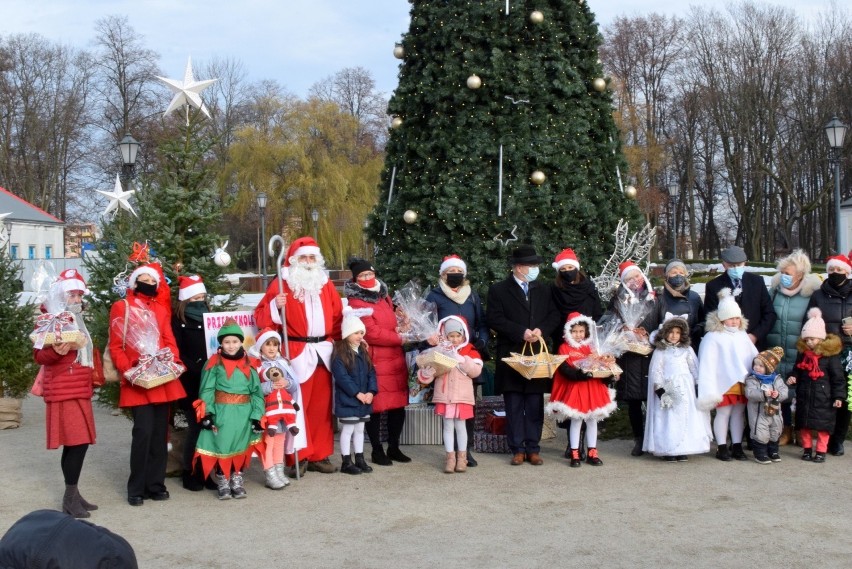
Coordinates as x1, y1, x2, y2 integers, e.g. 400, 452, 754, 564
569, 418, 598, 448
443, 418, 467, 452
340, 422, 365, 456
713, 403, 745, 446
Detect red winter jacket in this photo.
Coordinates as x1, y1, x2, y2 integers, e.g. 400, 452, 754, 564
345, 282, 409, 413
33, 348, 93, 403
109, 291, 186, 407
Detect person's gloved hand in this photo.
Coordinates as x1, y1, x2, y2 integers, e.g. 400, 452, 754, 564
292, 402, 300, 412
660, 393, 674, 409
200, 414, 215, 430
266, 426, 278, 438
288, 426, 300, 435
251, 419, 263, 434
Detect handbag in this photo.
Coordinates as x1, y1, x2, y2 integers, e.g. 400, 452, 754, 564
102, 299, 129, 383
30, 367, 45, 397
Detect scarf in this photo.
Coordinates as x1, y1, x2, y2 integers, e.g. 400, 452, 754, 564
752, 370, 777, 386
663, 281, 687, 299
439, 280, 471, 305
797, 350, 824, 380
778, 280, 805, 297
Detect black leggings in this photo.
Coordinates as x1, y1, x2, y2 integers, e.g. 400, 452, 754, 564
628, 400, 645, 440
61, 444, 89, 485
365, 407, 406, 448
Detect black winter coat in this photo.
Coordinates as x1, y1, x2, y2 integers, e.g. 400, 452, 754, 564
806, 279, 852, 349
425, 284, 490, 358
792, 336, 846, 432
704, 271, 776, 348
605, 285, 661, 401
172, 314, 208, 403
550, 274, 603, 346
657, 286, 705, 349
486, 276, 561, 394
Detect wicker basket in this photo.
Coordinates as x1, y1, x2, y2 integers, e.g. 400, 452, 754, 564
127, 372, 179, 390
415, 350, 459, 376
29, 330, 86, 348
502, 340, 567, 380
625, 342, 653, 355
582, 363, 624, 378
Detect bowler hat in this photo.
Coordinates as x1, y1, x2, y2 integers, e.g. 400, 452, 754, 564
509, 244, 543, 265
720, 246, 748, 264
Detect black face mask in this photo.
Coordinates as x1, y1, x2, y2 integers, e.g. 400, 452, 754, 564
560, 269, 578, 283
135, 281, 158, 297
445, 273, 465, 288
667, 275, 687, 290
828, 273, 848, 288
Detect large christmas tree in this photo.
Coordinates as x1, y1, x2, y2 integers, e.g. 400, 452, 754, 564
369, 0, 640, 290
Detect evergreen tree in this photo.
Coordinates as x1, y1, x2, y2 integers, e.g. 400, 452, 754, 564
369, 1, 640, 291
0, 242, 38, 398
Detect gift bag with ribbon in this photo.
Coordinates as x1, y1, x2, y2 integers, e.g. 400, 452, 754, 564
118, 302, 185, 389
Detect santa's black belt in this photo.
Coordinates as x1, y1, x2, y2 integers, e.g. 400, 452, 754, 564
288, 336, 330, 343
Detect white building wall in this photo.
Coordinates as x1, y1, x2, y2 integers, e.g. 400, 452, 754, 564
6, 221, 65, 260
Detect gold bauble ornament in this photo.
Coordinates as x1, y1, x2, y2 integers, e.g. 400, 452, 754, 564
466, 74, 482, 89
391, 116, 403, 129
403, 210, 418, 224
530, 170, 546, 185
530, 10, 544, 24
592, 77, 607, 92
393, 45, 405, 59
624, 185, 637, 199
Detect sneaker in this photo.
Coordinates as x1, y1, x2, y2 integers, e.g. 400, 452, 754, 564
753, 455, 771, 465
802, 448, 813, 461
769, 453, 781, 463
274, 464, 291, 486
215, 474, 231, 500
230, 472, 247, 499
264, 467, 286, 490
813, 452, 826, 463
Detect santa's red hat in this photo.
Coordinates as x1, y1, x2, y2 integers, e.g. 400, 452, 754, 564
552, 248, 580, 271
439, 254, 467, 275
129, 263, 162, 287
618, 260, 642, 283
178, 275, 207, 301
256, 328, 282, 349
285, 236, 321, 266
55, 268, 88, 294
826, 255, 852, 275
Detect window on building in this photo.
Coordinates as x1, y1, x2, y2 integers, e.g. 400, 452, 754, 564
28, 245, 35, 259
45, 246, 52, 259
10, 245, 18, 259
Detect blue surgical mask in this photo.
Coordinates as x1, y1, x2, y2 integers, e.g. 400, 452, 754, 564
780, 274, 794, 288
525, 267, 540, 282
727, 266, 745, 280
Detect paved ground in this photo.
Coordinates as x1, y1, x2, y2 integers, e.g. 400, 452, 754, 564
1, 396, 851, 568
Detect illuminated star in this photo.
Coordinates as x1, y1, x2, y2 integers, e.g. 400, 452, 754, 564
96, 174, 137, 218
155, 56, 218, 118
493, 225, 519, 247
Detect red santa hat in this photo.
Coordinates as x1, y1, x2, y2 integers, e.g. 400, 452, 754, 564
177, 275, 207, 301
285, 236, 321, 266
256, 328, 282, 349
439, 254, 467, 275
55, 268, 88, 294
128, 263, 161, 287
826, 255, 852, 275
619, 260, 642, 283
563, 311, 594, 347
552, 248, 580, 271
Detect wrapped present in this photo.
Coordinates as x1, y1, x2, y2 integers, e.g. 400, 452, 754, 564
502, 340, 567, 380
415, 348, 459, 376
575, 354, 623, 378
118, 300, 184, 389
614, 298, 654, 354
484, 411, 507, 435
392, 281, 439, 342
125, 347, 184, 389
30, 312, 85, 348
475, 395, 505, 431
374, 405, 442, 444
473, 431, 511, 454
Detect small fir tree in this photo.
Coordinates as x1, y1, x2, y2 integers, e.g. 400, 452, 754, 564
0, 245, 39, 398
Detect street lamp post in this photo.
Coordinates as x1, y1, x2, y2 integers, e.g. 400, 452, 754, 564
826, 116, 849, 254
118, 133, 140, 188
257, 192, 268, 289
667, 182, 680, 259
311, 208, 319, 242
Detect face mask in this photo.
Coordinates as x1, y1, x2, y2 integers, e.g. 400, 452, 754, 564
185, 301, 207, 320
66, 302, 83, 314
780, 274, 794, 288
358, 277, 377, 289
445, 273, 465, 288
560, 269, 578, 283
828, 272, 848, 288
524, 267, 540, 282
727, 266, 745, 280
667, 275, 687, 290
135, 281, 158, 297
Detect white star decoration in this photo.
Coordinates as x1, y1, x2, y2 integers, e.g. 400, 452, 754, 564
155, 57, 217, 119
493, 225, 519, 247
96, 174, 137, 218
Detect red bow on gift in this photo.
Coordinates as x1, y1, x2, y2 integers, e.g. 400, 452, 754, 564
33, 311, 74, 349
126, 347, 184, 385
129, 242, 150, 263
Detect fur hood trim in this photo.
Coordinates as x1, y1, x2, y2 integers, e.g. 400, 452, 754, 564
769, 272, 821, 298
705, 310, 749, 334
564, 313, 595, 348
653, 317, 691, 350
796, 334, 842, 357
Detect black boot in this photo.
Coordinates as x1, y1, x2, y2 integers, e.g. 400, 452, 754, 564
767, 441, 781, 462
371, 445, 393, 466
731, 443, 748, 461
387, 445, 412, 463
715, 444, 732, 461
354, 453, 373, 473
631, 439, 644, 457
182, 469, 204, 492
62, 485, 90, 519
340, 455, 362, 475
465, 418, 477, 467
386, 408, 411, 462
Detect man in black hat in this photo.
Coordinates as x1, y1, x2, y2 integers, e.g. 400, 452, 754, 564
704, 245, 776, 348
486, 244, 561, 466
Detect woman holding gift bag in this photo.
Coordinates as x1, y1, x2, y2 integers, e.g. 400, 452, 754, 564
33, 269, 98, 518
109, 263, 185, 507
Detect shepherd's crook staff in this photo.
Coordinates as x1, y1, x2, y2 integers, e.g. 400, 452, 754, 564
268, 235, 300, 480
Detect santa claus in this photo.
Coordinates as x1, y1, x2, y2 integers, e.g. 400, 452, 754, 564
254, 236, 343, 474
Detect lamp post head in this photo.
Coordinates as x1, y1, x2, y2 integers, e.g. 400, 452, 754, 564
667, 182, 680, 199
256, 192, 267, 210
118, 134, 140, 166
825, 116, 848, 150
311, 208, 319, 223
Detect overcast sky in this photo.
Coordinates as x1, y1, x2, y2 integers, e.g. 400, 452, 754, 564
1, 0, 833, 99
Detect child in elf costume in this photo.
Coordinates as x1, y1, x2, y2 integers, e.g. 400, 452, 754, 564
786, 308, 846, 463
194, 319, 265, 500
545, 312, 617, 467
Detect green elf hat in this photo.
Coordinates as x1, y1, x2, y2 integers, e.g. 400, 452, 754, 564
217, 318, 244, 342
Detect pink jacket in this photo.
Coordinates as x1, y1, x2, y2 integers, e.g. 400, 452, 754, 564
417, 315, 482, 406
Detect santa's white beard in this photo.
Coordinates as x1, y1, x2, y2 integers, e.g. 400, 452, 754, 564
287, 260, 328, 300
